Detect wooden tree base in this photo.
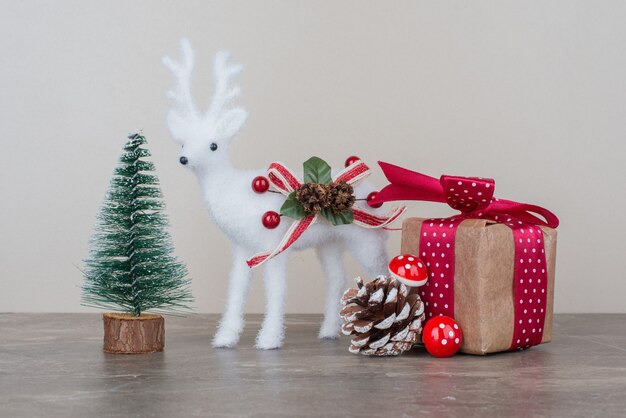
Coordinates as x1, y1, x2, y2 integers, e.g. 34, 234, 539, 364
102, 313, 164, 354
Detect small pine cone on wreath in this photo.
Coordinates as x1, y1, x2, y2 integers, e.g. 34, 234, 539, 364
326, 180, 355, 214
295, 182, 329, 214
340, 276, 425, 356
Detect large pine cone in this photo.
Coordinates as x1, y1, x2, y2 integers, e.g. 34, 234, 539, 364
327, 181, 355, 214
295, 182, 329, 214
340, 276, 425, 356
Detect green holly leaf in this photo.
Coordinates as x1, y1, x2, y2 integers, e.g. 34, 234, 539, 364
320, 208, 354, 226
303, 157, 332, 184
280, 191, 308, 220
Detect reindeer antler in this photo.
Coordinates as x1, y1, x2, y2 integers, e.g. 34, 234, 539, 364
207, 51, 243, 119
162, 38, 198, 118
163, 39, 244, 122
164, 39, 248, 143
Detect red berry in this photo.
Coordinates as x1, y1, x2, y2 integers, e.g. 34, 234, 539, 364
252, 176, 270, 193
344, 156, 360, 167
262, 211, 281, 229
366, 191, 383, 208
422, 316, 463, 358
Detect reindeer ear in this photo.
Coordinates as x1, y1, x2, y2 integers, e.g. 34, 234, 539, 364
215, 108, 248, 139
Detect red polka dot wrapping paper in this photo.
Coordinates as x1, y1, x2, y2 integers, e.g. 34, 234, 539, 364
400, 217, 557, 355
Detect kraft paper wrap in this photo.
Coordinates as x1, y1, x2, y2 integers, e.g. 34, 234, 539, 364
401, 217, 557, 355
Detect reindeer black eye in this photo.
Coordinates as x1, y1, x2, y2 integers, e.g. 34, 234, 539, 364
210, 143, 218, 151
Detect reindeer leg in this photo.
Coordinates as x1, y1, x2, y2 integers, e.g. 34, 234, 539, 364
316, 243, 346, 339
213, 246, 252, 348
256, 253, 289, 349
349, 231, 389, 277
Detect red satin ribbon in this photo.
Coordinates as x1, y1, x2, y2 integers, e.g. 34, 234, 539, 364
246, 160, 406, 269
372, 161, 559, 351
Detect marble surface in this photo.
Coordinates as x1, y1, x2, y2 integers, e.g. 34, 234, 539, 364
1, 314, 625, 417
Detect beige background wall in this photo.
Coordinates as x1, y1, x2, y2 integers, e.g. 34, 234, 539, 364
1, 1, 625, 314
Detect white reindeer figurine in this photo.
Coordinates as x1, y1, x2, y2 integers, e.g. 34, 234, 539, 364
163, 39, 396, 349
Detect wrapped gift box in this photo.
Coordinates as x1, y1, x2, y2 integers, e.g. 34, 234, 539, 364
401, 217, 557, 355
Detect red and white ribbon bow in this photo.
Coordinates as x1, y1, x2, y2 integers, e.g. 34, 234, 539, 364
246, 160, 406, 268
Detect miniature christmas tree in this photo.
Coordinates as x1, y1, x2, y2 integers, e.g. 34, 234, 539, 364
82, 131, 192, 319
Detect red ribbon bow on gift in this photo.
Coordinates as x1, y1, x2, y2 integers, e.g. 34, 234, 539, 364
372, 162, 559, 351
246, 160, 406, 269
371, 162, 559, 228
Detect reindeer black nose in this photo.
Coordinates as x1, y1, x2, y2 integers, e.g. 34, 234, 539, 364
179, 156, 188, 165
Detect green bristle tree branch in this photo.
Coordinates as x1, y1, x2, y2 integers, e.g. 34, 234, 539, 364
82, 131, 192, 317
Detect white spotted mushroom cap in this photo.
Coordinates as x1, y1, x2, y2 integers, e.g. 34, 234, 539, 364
388, 254, 428, 287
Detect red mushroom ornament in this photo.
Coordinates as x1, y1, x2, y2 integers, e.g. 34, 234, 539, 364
388, 254, 428, 287
422, 316, 463, 358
